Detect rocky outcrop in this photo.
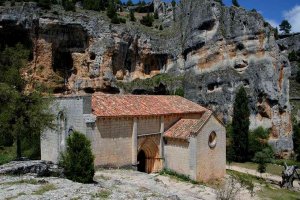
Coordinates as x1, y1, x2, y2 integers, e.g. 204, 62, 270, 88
0, 0, 292, 152
0, 160, 63, 177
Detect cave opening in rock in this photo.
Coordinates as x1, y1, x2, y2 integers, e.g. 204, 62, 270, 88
198, 20, 216, 31
52, 50, 74, 79
0, 21, 33, 59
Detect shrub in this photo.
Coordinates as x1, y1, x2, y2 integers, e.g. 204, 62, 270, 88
62, 0, 76, 11
60, 131, 95, 183
111, 15, 120, 24
37, 0, 51, 9
119, 17, 126, 24
288, 50, 298, 62
140, 13, 154, 27
216, 177, 241, 200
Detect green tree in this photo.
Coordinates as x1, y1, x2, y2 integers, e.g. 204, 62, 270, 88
274, 27, 279, 40
248, 126, 272, 159
140, 13, 154, 27
154, 10, 159, 19
293, 123, 300, 161
107, 0, 117, 19
37, 0, 51, 9
0, 44, 54, 159
226, 124, 235, 165
232, 86, 250, 162
62, 0, 76, 11
279, 20, 292, 34
127, 0, 133, 6
288, 50, 298, 61
129, 9, 136, 22
60, 131, 95, 183
232, 0, 240, 7
171, 0, 176, 7
296, 70, 300, 84
253, 148, 273, 174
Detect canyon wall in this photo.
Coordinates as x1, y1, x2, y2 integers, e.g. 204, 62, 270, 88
0, 0, 292, 153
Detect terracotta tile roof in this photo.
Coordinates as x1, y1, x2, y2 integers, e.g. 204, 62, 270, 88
92, 94, 208, 118
164, 110, 213, 140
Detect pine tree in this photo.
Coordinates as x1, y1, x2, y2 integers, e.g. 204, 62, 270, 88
232, 0, 240, 7
60, 131, 95, 183
274, 27, 279, 40
232, 86, 250, 162
154, 10, 159, 19
171, 0, 176, 7
107, 0, 117, 19
127, 0, 133, 6
129, 9, 136, 22
279, 20, 292, 34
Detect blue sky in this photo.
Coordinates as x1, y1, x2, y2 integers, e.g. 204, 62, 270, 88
122, 0, 300, 32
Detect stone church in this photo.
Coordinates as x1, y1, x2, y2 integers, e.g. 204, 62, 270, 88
41, 94, 226, 182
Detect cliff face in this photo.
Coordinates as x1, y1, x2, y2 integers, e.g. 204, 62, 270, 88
0, 0, 292, 153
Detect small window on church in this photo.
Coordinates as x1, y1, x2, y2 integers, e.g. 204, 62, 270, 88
208, 131, 217, 149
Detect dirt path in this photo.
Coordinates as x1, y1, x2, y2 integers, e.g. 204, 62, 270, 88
227, 165, 300, 189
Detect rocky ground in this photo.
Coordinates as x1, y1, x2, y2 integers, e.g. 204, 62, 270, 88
0, 169, 257, 200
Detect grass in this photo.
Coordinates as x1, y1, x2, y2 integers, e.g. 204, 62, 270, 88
227, 170, 300, 200
1, 179, 39, 185
91, 189, 112, 199
32, 183, 56, 195
230, 162, 284, 176
258, 186, 300, 200
159, 169, 198, 184
95, 174, 110, 181
0, 146, 16, 165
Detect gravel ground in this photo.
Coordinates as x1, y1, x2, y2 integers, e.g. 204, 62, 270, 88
0, 169, 257, 200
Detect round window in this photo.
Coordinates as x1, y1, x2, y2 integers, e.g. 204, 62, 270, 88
208, 131, 217, 149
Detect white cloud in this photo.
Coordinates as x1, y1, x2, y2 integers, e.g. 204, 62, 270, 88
283, 5, 300, 33
265, 18, 279, 29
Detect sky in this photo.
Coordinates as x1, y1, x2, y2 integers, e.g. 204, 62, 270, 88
122, 0, 300, 33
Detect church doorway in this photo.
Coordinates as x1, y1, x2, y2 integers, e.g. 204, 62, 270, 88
137, 150, 146, 172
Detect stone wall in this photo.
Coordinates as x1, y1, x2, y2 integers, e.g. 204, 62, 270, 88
93, 118, 133, 167
196, 116, 226, 182
164, 139, 190, 175
41, 95, 92, 163
137, 117, 160, 135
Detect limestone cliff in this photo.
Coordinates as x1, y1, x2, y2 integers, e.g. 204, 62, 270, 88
0, 0, 292, 153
